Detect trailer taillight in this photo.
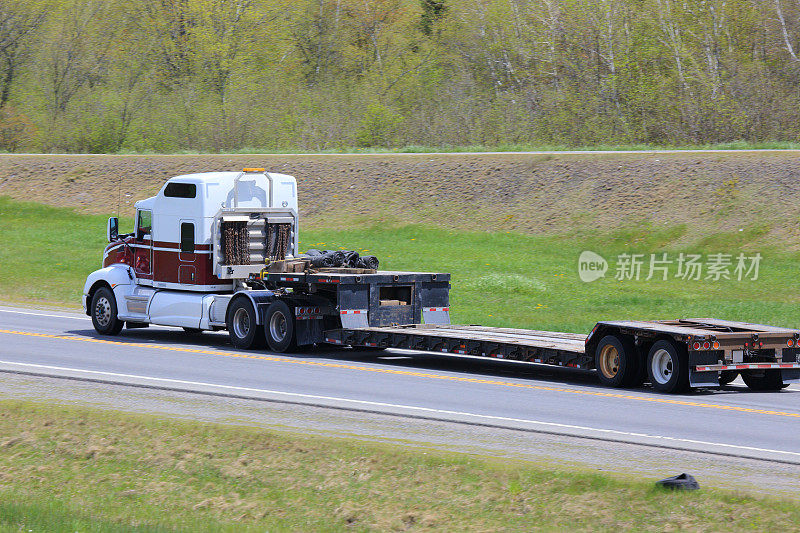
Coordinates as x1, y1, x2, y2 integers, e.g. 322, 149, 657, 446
712, 341, 720, 349
788, 339, 795, 347
692, 342, 701, 350
702, 341, 710, 350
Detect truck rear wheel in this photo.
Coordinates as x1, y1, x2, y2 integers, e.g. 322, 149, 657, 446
227, 298, 265, 349
647, 340, 689, 393
741, 370, 783, 391
91, 286, 124, 336
265, 300, 297, 353
595, 335, 640, 388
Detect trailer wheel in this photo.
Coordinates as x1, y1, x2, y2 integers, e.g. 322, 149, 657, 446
595, 335, 639, 388
647, 340, 689, 393
265, 300, 297, 353
91, 286, 124, 336
718, 370, 738, 386
741, 370, 783, 391
227, 298, 265, 349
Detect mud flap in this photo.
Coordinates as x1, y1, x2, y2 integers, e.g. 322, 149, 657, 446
689, 368, 719, 387
340, 309, 368, 329
423, 307, 450, 325
781, 369, 800, 383
295, 318, 324, 346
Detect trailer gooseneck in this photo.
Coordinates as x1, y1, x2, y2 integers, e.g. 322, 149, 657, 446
83, 169, 800, 393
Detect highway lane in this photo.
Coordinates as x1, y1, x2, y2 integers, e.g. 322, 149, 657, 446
1, 306, 800, 464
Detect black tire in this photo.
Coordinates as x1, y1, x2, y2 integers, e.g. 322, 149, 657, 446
226, 298, 265, 349
264, 300, 298, 353
182, 327, 203, 335
595, 335, 640, 388
647, 339, 690, 393
91, 286, 124, 335
741, 370, 784, 391
718, 370, 739, 386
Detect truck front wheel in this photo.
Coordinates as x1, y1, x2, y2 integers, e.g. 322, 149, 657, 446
595, 335, 640, 388
91, 286, 124, 336
741, 370, 783, 391
227, 298, 265, 349
265, 300, 297, 353
647, 340, 689, 393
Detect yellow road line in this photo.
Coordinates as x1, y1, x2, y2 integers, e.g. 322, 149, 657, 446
1, 328, 799, 419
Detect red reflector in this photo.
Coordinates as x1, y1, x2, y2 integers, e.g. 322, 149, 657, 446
745, 342, 749, 347
759, 341, 763, 347
692, 342, 701, 350
702, 341, 710, 350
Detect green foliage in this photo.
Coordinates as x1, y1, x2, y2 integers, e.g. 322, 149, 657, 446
2, 0, 800, 151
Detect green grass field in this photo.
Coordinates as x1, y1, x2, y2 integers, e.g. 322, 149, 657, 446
2, 197, 799, 333
1, 400, 799, 532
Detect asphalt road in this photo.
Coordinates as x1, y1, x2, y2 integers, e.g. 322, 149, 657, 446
1, 305, 800, 466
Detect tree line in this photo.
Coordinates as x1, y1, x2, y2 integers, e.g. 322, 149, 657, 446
3, 0, 800, 153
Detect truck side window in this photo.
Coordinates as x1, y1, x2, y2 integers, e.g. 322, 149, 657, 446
137, 210, 152, 239
180, 222, 194, 253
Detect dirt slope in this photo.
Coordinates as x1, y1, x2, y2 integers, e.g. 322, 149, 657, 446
1, 152, 798, 245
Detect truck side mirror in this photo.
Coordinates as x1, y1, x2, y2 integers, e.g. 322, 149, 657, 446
107, 217, 119, 242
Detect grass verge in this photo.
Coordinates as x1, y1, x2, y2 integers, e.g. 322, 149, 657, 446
2, 197, 800, 332
1, 399, 799, 532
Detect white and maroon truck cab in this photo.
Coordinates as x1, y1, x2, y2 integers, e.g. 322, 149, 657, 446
83, 169, 299, 334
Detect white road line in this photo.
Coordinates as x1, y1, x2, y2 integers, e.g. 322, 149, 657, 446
0, 359, 798, 461
0, 308, 89, 320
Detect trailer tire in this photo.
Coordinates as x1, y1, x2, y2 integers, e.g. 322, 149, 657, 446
741, 370, 783, 391
91, 286, 124, 336
647, 339, 690, 393
595, 335, 639, 388
227, 298, 265, 349
718, 370, 738, 386
265, 300, 297, 353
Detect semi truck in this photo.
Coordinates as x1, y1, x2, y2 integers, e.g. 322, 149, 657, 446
83, 168, 800, 393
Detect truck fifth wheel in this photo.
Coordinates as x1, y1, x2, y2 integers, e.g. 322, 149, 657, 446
83, 169, 800, 393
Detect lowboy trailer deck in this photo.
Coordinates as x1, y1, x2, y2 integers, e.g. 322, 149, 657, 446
264, 271, 800, 393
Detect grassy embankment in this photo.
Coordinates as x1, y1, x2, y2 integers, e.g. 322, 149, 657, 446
2, 196, 800, 332
116, 140, 800, 155
1, 400, 799, 532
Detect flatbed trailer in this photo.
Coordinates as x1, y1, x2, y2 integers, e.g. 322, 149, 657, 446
262, 271, 800, 393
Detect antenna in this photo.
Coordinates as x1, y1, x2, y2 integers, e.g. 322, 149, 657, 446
116, 173, 122, 219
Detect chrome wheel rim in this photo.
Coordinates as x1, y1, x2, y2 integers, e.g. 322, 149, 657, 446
269, 311, 287, 342
598, 344, 620, 379
232, 307, 251, 339
95, 296, 112, 327
651, 349, 673, 384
